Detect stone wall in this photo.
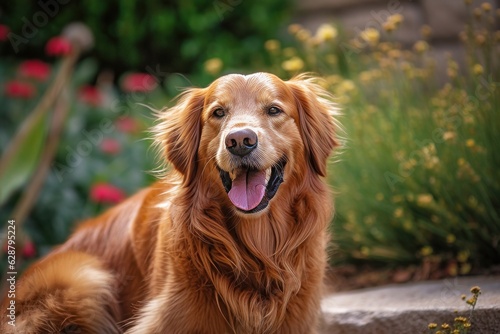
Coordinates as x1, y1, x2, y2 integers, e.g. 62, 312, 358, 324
293, 0, 499, 71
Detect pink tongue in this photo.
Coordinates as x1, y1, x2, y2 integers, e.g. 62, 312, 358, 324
228, 170, 266, 211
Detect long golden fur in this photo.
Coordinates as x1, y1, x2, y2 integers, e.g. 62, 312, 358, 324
1, 72, 339, 333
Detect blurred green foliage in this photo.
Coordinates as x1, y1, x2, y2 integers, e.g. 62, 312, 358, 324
1, 0, 292, 75
269, 13, 500, 272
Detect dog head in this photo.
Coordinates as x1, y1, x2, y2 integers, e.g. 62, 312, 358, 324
154, 73, 339, 214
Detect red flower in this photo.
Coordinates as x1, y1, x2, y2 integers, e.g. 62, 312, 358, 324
121, 73, 157, 93
45, 36, 72, 56
90, 183, 126, 204
19, 59, 51, 81
78, 85, 103, 107
100, 138, 121, 155
4, 80, 36, 99
22, 240, 36, 258
116, 116, 140, 134
0, 24, 9, 42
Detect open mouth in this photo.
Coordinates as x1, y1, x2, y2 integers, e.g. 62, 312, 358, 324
218, 158, 286, 214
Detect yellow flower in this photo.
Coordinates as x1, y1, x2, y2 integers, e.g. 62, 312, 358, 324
443, 131, 456, 141
326, 74, 343, 86
428, 323, 438, 329
315, 24, 338, 42
403, 220, 413, 231
472, 64, 484, 75
470, 286, 481, 294
204, 58, 223, 75
447, 68, 457, 78
417, 194, 433, 206
420, 246, 433, 256
337, 80, 356, 94
457, 250, 470, 262
474, 8, 482, 20
421, 25, 432, 39
296, 29, 311, 42
441, 323, 450, 329
466, 139, 475, 147
481, 2, 492, 12
475, 34, 486, 45
359, 71, 372, 83
281, 57, 304, 72
360, 246, 370, 256
466, 296, 476, 305
387, 14, 404, 27
360, 28, 380, 46
383, 21, 396, 32
388, 14, 404, 25
413, 40, 429, 54
394, 207, 404, 218
446, 234, 456, 244
264, 39, 280, 52
288, 24, 302, 35
388, 49, 402, 59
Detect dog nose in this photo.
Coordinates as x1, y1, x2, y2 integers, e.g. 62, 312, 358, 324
225, 128, 258, 157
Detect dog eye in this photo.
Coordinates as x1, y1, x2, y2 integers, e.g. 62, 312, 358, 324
268, 107, 282, 116
213, 108, 225, 118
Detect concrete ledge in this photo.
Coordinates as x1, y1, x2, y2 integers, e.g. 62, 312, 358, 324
320, 276, 500, 333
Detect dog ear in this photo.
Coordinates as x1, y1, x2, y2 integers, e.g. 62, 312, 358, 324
287, 75, 339, 177
154, 88, 206, 185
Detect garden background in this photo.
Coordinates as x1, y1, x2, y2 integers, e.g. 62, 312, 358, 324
0, 0, 499, 289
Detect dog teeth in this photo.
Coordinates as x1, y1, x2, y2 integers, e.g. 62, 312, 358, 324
265, 168, 271, 183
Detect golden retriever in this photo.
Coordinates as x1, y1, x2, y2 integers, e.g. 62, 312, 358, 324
1, 72, 339, 333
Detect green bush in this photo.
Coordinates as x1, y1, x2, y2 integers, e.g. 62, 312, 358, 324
1, 0, 292, 75
265, 11, 500, 271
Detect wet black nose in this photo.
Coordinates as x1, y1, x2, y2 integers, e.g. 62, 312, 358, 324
225, 128, 258, 157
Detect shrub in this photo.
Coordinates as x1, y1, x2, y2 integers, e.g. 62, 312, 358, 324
263, 8, 500, 271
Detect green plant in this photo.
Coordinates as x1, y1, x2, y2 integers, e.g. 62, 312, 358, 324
427, 286, 481, 334
0, 45, 158, 272
262, 8, 500, 270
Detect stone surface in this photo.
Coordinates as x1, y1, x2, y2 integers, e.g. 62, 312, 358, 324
422, 0, 497, 40
320, 276, 500, 334
294, 2, 425, 46
294, 0, 500, 60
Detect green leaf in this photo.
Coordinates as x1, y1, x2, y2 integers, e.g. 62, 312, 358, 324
0, 114, 48, 206
71, 58, 99, 88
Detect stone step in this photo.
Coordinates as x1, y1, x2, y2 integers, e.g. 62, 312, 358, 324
320, 276, 500, 334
